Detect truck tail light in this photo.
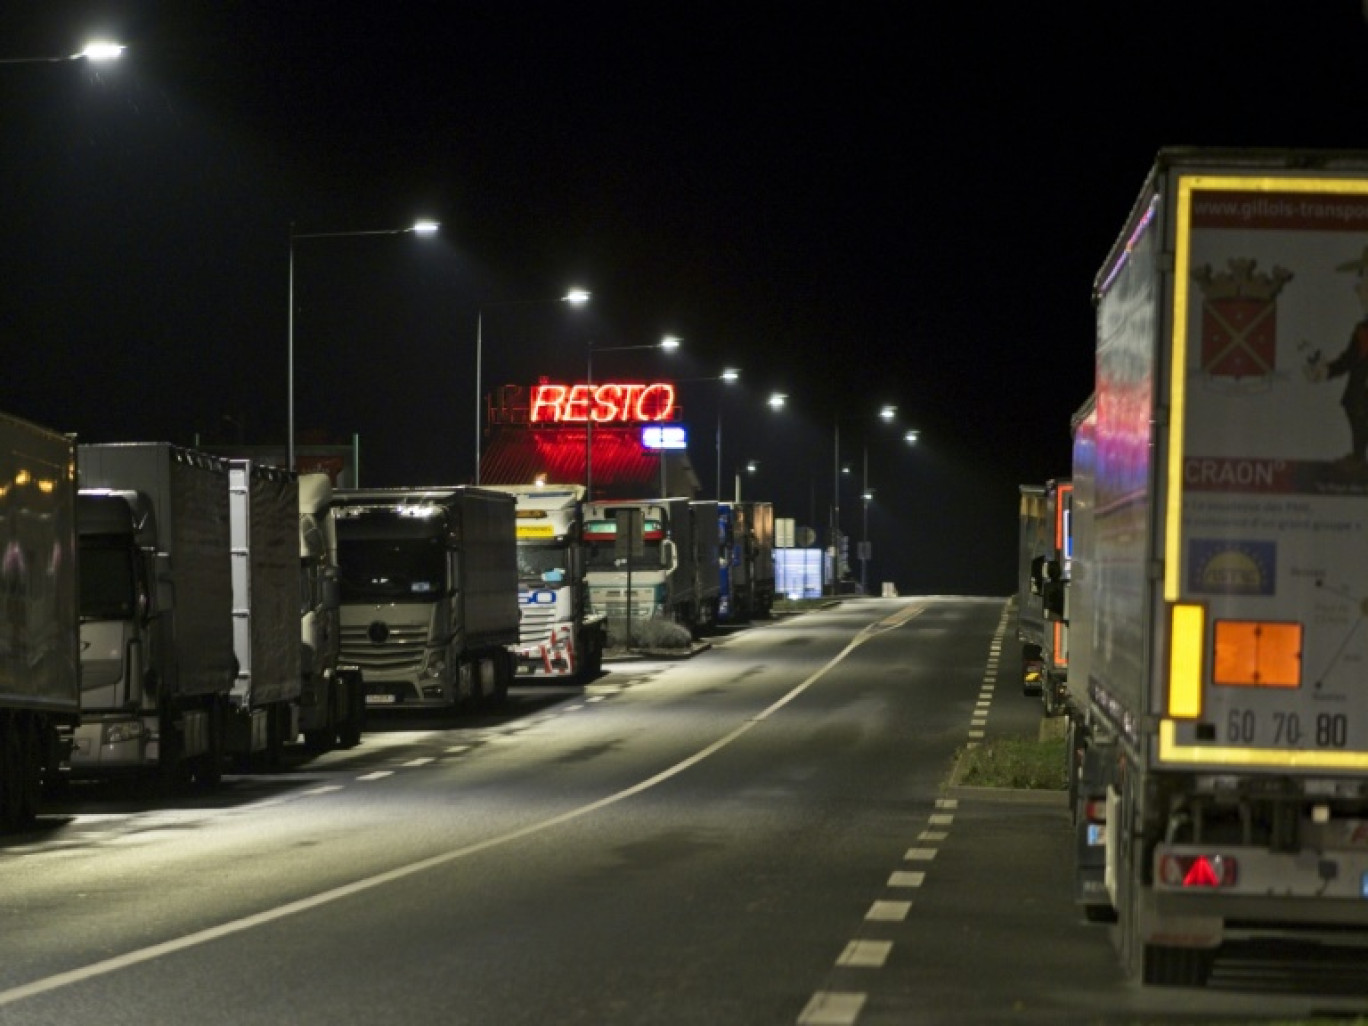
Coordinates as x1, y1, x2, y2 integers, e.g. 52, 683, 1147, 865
1083, 798, 1106, 824
1158, 853, 1238, 889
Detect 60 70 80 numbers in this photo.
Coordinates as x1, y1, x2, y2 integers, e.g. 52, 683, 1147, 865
1226, 710, 1349, 748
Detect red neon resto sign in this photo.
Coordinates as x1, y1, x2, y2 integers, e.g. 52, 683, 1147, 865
530, 382, 677, 423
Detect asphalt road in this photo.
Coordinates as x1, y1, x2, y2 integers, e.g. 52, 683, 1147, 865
2, 597, 1366, 1025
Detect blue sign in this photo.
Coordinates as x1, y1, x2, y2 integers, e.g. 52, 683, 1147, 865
642, 425, 688, 450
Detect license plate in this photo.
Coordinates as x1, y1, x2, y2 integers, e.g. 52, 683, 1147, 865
365, 693, 397, 705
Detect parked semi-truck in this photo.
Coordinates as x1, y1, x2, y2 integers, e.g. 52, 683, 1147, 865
333, 487, 518, 709
1026, 478, 1073, 717
74, 443, 235, 786
297, 473, 365, 749
736, 499, 776, 620
584, 497, 701, 638
1015, 484, 1048, 697
0, 411, 80, 830
689, 499, 722, 632
1068, 148, 1368, 986
718, 499, 778, 624
484, 484, 607, 682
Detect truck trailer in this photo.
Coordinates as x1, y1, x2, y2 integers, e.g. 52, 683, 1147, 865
0, 411, 80, 830
333, 487, 519, 709
74, 443, 236, 786
224, 459, 301, 767
484, 484, 607, 682
1069, 148, 1368, 985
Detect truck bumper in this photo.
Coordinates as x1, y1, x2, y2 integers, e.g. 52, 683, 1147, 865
69, 717, 157, 773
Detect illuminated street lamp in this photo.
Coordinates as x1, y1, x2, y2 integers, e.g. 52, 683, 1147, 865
287, 220, 439, 470
1, 40, 125, 64
858, 414, 920, 595
585, 335, 681, 500
475, 288, 589, 484
679, 369, 742, 500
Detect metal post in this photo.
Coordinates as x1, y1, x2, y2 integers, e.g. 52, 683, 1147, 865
287, 229, 296, 471
861, 443, 869, 595
585, 343, 594, 501
831, 418, 840, 595
474, 310, 484, 485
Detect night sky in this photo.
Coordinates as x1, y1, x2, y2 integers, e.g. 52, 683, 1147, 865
5, 3, 1368, 594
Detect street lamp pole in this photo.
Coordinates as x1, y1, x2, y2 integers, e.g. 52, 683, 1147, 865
585, 335, 680, 501
287, 220, 438, 471
474, 288, 588, 485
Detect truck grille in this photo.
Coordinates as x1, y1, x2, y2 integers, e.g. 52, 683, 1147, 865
339, 623, 426, 675
519, 605, 557, 646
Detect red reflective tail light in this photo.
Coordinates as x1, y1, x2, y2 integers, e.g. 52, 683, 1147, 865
1158, 853, 1238, 888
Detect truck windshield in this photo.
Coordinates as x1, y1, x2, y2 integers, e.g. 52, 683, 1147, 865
584, 538, 664, 573
337, 536, 445, 602
79, 542, 138, 620
517, 543, 569, 582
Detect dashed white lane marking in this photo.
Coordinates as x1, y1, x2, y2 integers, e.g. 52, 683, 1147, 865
586, 695, 606, 703
300, 785, 344, 796
446, 745, 470, 754
356, 771, 393, 781
903, 848, 937, 862
887, 870, 925, 888
967, 729, 985, 739
798, 991, 866, 1025
928, 813, 954, 826
402, 758, 434, 768
865, 900, 912, 922
919, 830, 948, 842
935, 799, 957, 810
836, 940, 893, 968
4, 604, 916, 1013
564, 704, 584, 712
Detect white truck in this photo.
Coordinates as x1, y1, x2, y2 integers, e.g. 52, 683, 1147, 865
0, 411, 80, 830
1068, 148, 1368, 985
74, 443, 236, 786
484, 484, 607, 682
296, 473, 365, 749
583, 497, 702, 640
333, 487, 519, 709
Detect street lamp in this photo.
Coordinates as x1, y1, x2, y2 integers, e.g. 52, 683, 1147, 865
831, 403, 912, 595
678, 369, 741, 500
474, 288, 589, 484
0, 40, 125, 64
857, 414, 920, 595
585, 335, 681, 500
287, 220, 439, 470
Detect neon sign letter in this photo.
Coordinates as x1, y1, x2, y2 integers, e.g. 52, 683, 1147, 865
530, 382, 676, 423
